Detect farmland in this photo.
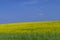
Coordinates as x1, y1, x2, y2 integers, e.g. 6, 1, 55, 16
0, 20, 60, 40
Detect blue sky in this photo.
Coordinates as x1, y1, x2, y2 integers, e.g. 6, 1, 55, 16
0, 0, 60, 23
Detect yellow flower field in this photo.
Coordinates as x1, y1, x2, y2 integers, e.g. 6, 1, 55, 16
0, 21, 60, 34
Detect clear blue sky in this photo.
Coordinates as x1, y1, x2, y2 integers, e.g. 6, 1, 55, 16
0, 0, 60, 23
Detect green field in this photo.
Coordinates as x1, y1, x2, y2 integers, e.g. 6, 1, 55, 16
0, 20, 60, 40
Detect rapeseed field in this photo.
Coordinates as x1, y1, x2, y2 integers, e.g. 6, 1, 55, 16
0, 21, 60, 40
